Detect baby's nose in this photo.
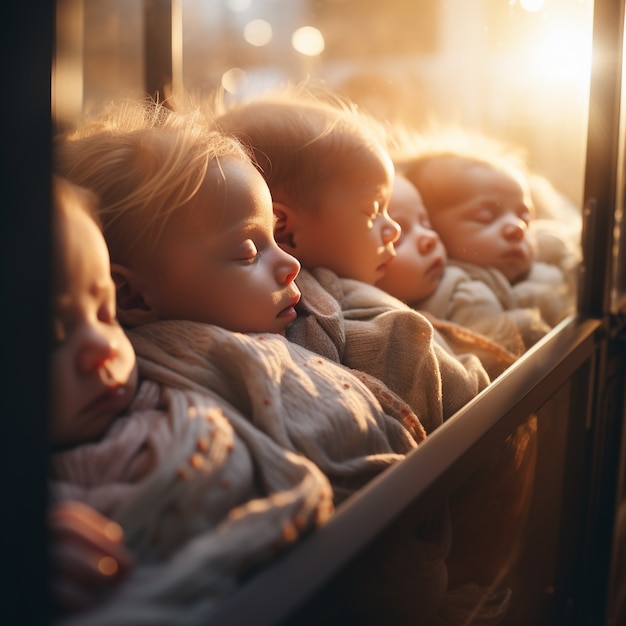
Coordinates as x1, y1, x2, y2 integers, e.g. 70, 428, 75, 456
77, 330, 119, 373
418, 230, 439, 254
278, 249, 301, 285
383, 215, 401, 244
503, 219, 527, 242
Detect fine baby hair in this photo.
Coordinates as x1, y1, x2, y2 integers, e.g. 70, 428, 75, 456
214, 82, 391, 212
54, 100, 247, 268
55, 99, 302, 336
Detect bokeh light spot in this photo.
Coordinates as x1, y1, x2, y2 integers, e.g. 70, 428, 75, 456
98, 556, 119, 576
291, 26, 325, 56
244, 19, 273, 47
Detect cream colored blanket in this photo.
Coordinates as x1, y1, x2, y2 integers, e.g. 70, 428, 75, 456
127, 321, 425, 502
418, 219, 580, 354
287, 268, 493, 433
52, 321, 426, 625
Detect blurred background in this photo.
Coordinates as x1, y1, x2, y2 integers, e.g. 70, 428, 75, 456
53, 0, 595, 206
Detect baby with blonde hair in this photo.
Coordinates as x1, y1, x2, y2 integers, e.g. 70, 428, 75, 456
55, 100, 302, 336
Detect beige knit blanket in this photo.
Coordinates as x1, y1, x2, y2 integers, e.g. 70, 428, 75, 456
127, 320, 425, 503
287, 268, 494, 433
51, 321, 426, 625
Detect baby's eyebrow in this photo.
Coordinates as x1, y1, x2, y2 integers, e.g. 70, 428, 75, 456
89, 280, 116, 299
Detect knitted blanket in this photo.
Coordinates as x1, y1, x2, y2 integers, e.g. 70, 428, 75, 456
287, 268, 493, 433
51, 321, 426, 625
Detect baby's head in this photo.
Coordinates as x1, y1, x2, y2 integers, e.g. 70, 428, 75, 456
404, 152, 535, 283
50, 176, 138, 448
216, 89, 401, 284
376, 175, 447, 305
55, 101, 301, 335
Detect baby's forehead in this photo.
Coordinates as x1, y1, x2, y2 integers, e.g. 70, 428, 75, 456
416, 155, 525, 200
423, 154, 499, 179
332, 140, 393, 180
54, 210, 111, 295
392, 175, 424, 204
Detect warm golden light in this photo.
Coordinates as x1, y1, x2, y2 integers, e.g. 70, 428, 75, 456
520, 0, 544, 12
291, 26, 325, 57
244, 19, 273, 46
529, 21, 592, 84
103, 520, 124, 543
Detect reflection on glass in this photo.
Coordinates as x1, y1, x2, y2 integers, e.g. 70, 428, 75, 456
613, 13, 626, 312
281, 378, 583, 625
50, 3, 609, 624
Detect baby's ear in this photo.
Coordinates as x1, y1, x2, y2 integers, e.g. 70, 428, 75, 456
110, 263, 158, 328
273, 201, 296, 249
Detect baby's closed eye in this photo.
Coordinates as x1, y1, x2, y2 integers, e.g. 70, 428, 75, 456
471, 205, 498, 223
235, 239, 259, 263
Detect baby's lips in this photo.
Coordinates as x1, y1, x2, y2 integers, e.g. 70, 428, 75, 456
98, 359, 136, 389
287, 287, 301, 307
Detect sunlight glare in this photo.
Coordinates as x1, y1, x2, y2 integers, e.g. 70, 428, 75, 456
529, 21, 592, 85
520, 0, 544, 12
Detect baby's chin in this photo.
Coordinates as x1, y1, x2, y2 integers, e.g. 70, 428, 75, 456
496, 257, 534, 284
505, 264, 534, 284
410, 282, 442, 306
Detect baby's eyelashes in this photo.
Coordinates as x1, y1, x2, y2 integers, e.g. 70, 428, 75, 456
471, 207, 497, 223
234, 239, 259, 263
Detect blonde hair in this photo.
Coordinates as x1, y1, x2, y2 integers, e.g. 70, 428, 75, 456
214, 84, 390, 213
54, 99, 250, 264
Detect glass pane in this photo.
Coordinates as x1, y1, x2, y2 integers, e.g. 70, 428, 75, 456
54, 0, 145, 125
614, 11, 626, 312
277, 373, 590, 625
